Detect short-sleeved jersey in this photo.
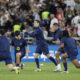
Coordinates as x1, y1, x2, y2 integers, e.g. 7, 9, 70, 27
11, 38, 27, 53
61, 37, 78, 55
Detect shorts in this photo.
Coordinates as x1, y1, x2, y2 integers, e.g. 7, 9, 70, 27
68, 54, 78, 61
35, 45, 49, 55
58, 48, 65, 53
0, 52, 12, 65
15, 51, 25, 63
67, 52, 78, 61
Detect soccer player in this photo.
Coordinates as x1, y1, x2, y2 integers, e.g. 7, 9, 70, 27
60, 30, 80, 73
24, 20, 57, 72
10, 31, 29, 69
50, 23, 63, 71
0, 29, 19, 73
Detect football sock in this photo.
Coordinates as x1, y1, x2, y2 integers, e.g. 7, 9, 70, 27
63, 63, 67, 71
35, 58, 40, 68
16, 64, 19, 67
49, 57, 57, 66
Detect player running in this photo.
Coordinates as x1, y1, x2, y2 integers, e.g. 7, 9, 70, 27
0, 29, 19, 74
50, 23, 63, 72
10, 31, 29, 70
24, 20, 57, 72
60, 30, 80, 73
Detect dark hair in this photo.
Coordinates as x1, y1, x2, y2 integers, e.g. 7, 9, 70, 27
34, 20, 40, 24
62, 30, 70, 37
53, 23, 59, 27
0, 29, 6, 35
14, 31, 20, 37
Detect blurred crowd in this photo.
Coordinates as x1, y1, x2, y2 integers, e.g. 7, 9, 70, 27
0, 0, 80, 39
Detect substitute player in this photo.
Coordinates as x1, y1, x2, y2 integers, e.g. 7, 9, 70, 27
10, 31, 29, 69
0, 29, 19, 73
60, 30, 80, 73
50, 23, 63, 71
24, 20, 57, 72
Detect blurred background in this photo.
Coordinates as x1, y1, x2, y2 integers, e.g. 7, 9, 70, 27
0, 0, 80, 44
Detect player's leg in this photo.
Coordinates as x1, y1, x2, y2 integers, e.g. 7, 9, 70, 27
6, 57, 20, 74
72, 59, 80, 68
55, 51, 62, 71
56, 52, 61, 64
46, 54, 57, 66
34, 46, 42, 72
34, 53, 41, 72
43, 46, 57, 66
61, 53, 68, 73
16, 52, 22, 67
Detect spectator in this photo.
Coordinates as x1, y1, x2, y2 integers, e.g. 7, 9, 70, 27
42, 27, 48, 40
23, 21, 33, 33
50, 14, 58, 28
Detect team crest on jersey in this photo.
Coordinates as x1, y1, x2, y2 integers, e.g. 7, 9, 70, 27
16, 47, 20, 51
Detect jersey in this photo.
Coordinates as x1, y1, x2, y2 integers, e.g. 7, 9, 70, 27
25, 27, 47, 46
0, 36, 12, 65
51, 28, 62, 41
11, 38, 27, 54
61, 37, 78, 60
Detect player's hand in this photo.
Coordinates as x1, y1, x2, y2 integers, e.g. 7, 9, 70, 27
50, 28, 55, 32
26, 53, 28, 58
79, 44, 80, 48
23, 30, 26, 33
56, 39, 60, 44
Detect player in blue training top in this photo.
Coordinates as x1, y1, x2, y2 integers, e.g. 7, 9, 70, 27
10, 31, 29, 70
60, 30, 80, 73
0, 29, 19, 73
24, 20, 57, 72
50, 23, 64, 72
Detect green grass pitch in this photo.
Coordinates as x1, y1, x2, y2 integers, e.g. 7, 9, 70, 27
0, 62, 80, 80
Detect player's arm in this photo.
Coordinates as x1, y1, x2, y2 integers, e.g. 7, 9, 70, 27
76, 41, 80, 48
10, 45, 14, 52
10, 39, 14, 52
60, 43, 64, 49
50, 31, 61, 41
24, 30, 40, 37
60, 38, 65, 49
26, 45, 29, 58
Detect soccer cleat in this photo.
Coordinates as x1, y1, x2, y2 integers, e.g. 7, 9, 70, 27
54, 68, 62, 72
62, 71, 69, 74
54, 66, 62, 72
21, 64, 24, 70
34, 68, 41, 72
16, 67, 20, 74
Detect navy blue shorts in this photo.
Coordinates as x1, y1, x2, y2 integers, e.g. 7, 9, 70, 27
35, 45, 49, 55
58, 48, 65, 53
16, 51, 25, 58
68, 53, 78, 61
15, 51, 25, 62
0, 52, 12, 65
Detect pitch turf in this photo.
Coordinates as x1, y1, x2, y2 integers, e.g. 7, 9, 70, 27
0, 63, 80, 80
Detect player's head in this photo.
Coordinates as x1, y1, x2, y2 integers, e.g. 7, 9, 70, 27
14, 31, 21, 39
52, 23, 59, 31
0, 29, 6, 36
62, 30, 70, 37
33, 20, 40, 27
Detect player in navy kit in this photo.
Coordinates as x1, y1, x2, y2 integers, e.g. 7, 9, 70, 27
50, 23, 64, 71
10, 31, 29, 69
0, 29, 19, 73
24, 20, 57, 72
60, 30, 80, 73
